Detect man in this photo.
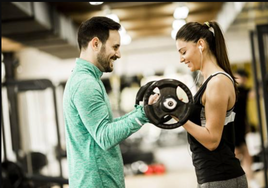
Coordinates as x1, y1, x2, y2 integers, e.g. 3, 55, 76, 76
63, 16, 150, 188
234, 69, 260, 188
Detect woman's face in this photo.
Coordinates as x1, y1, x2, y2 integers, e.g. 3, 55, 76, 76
176, 39, 201, 72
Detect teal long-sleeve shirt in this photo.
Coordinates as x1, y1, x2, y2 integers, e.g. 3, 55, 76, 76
63, 58, 149, 188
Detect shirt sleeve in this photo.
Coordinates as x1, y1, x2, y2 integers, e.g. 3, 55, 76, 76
73, 79, 149, 150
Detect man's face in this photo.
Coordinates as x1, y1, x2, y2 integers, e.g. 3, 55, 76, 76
97, 30, 121, 72
234, 73, 247, 86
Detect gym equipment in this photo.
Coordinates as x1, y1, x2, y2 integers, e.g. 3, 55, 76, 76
135, 81, 155, 106
1, 160, 68, 187
136, 79, 193, 129
136, 80, 172, 124
1, 160, 34, 188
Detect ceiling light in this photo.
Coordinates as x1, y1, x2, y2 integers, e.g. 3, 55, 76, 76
172, 19, 186, 30
171, 19, 186, 39
171, 29, 178, 40
119, 25, 126, 34
106, 13, 120, 23
120, 33, 132, 45
173, 6, 189, 19
89, 2, 103, 5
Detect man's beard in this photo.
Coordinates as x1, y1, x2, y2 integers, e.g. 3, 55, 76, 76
97, 46, 113, 72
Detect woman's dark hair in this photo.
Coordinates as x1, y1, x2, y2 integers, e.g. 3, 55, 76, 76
77, 16, 121, 51
176, 21, 238, 95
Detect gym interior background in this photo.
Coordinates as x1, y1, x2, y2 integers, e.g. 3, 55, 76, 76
1, 2, 268, 188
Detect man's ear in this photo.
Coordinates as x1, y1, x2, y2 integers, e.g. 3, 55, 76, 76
91, 37, 100, 50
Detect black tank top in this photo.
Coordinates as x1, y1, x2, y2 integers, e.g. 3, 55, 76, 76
188, 72, 245, 184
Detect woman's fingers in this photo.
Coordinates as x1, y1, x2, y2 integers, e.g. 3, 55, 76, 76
148, 93, 160, 105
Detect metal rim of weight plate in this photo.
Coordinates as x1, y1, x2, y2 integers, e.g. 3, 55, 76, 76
143, 78, 193, 129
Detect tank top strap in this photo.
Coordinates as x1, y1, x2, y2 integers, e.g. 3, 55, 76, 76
193, 71, 234, 105
211, 71, 234, 84
193, 76, 212, 104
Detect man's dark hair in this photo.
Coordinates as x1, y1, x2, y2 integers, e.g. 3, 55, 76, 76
77, 16, 121, 51
236, 69, 249, 78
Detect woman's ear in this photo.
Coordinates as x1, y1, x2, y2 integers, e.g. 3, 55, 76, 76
197, 39, 205, 51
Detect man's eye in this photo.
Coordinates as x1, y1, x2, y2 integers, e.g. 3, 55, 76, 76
113, 45, 120, 50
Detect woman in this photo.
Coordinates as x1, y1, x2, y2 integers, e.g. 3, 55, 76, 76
175, 21, 248, 188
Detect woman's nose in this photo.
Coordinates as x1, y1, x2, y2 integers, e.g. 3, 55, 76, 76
180, 57, 185, 63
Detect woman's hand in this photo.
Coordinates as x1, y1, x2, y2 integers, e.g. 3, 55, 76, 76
170, 97, 183, 121
148, 93, 160, 105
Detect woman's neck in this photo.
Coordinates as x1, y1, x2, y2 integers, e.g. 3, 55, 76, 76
200, 56, 223, 80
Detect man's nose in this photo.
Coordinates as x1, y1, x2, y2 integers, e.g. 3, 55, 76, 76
116, 50, 121, 59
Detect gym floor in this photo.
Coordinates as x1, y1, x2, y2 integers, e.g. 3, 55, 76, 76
56, 143, 265, 188
125, 170, 266, 188
125, 144, 266, 188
